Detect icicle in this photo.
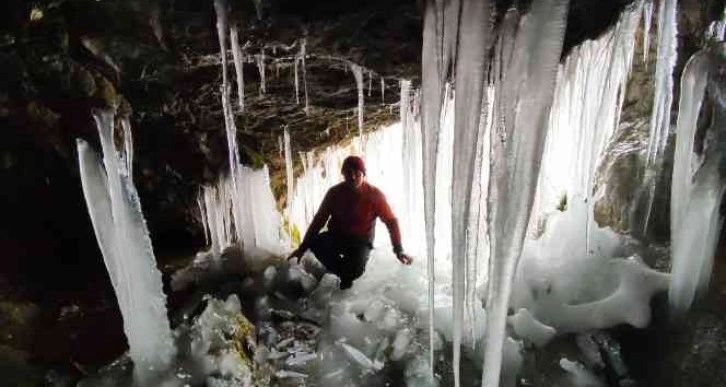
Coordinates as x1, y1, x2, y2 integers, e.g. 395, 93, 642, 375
668, 48, 725, 317
231, 24, 245, 113
643, 1, 654, 65
483, 1, 569, 386
257, 49, 267, 96
213, 0, 229, 91
642, 0, 678, 231
368, 70, 373, 97
284, 128, 295, 244
350, 63, 365, 145
294, 53, 300, 104
380, 78, 385, 104
78, 110, 175, 384
420, 0, 455, 379
302, 39, 310, 115
450, 1, 491, 386
120, 116, 133, 178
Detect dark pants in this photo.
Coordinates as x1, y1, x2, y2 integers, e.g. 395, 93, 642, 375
308, 232, 372, 288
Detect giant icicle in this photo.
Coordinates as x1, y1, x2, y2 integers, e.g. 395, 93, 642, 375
450, 1, 490, 385
642, 0, 678, 230
669, 45, 726, 317
421, 0, 443, 378
484, 1, 569, 385
78, 110, 175, 384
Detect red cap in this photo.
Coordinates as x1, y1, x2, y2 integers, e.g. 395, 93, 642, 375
342, 155, 366, 175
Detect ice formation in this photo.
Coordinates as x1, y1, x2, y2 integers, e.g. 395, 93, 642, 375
669, 44, 726, 317
77, 110, 175, 383
256, 49, 267, 96
351, 63, 365, 145
197, 166, 284, 256
230, 24, 245, 113
642, 0, 678, 230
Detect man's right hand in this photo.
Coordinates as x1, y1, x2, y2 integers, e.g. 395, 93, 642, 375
287, 248, 304, 261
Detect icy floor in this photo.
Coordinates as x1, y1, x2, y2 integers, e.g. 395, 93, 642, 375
80, 236, 672, 386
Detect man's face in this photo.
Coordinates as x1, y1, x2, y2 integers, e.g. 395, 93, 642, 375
343, 168, 365, 188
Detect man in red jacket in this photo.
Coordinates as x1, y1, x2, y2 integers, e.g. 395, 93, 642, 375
287, 155, 413, 289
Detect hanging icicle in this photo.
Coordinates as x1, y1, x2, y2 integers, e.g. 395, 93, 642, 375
350, 63, 365, 146
230, 24, 245, 113
257, 49, 267, 96
642, 0, 678, 231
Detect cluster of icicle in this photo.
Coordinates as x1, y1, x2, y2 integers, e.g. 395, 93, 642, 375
77, 110, 175, 384
280, 3, 674, 382
197, 166, 284, 257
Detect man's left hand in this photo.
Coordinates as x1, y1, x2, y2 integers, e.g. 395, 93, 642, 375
396, 253, 413, 265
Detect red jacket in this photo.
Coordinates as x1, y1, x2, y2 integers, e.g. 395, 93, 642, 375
301, 181, 403, 253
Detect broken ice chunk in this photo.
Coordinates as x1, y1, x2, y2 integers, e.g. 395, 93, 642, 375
508, 308, 556, 348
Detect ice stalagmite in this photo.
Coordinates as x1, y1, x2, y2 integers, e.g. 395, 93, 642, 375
78, 110, 175, 384
669, 45, 726, 317
450, 1, 490, 385
643, 0, 678, 230
351, 63, 365, 145
484, 1, 569, 386
231, 24, 245, 113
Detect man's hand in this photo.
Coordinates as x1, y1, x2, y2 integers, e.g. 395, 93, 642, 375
287, 248, 304, 261
396, 252, 413, 265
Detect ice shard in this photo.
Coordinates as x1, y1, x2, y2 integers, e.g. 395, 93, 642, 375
484, 1, 569, 385
77, 110, 175, 384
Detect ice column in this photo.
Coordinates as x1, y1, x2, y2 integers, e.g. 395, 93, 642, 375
484, 1, 569, 386
77, 110, 175, 384
669, 46, 726, 317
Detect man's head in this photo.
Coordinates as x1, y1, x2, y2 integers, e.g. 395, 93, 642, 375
341, 155, 366, 188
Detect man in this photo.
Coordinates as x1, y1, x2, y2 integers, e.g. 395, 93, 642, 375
287, 155, 413, 289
